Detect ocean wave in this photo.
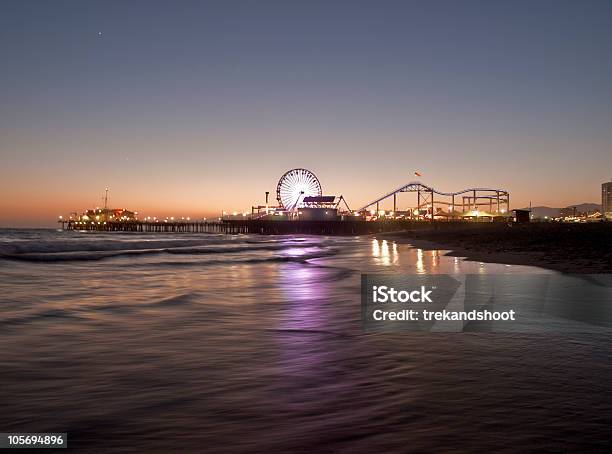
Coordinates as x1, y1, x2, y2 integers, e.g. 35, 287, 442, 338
0, 236, 230, 255
130, 248, 341, 268
0, 308, 86, 328
0, 242, 327, 263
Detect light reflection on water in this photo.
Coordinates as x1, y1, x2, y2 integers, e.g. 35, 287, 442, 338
416, 248, 425, 273
356, 238, 545, 276
0, 230, 610, 452
371, 239, 399, 267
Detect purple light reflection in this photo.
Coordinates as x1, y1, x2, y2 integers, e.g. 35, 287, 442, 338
281, 247, 311, 258
277, 264, 328, 329
272, 262, 342, 393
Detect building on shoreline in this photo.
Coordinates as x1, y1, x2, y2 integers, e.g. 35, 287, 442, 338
78, 207, 138, 223
603, 182, 612, 220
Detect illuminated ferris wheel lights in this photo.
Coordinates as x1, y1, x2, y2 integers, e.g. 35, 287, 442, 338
276, 168, 322, 210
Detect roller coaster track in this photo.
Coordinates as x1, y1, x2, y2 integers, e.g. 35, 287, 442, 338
357, 181, 510, 212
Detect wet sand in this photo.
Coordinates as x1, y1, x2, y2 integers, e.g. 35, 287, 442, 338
384, 223, 612, 273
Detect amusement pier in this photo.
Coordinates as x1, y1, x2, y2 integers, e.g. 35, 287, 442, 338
59, 168, 521, 235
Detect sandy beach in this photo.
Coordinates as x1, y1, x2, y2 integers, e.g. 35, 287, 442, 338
383, 222, 612, 273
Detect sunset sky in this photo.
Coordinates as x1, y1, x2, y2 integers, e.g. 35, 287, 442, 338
2, 0, 612, 227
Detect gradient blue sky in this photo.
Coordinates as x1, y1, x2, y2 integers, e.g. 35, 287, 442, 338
1, 0, 611, 226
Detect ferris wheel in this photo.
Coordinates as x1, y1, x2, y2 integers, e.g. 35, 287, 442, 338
276, 168, 322, 210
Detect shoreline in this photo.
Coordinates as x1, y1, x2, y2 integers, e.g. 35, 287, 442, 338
379, 223, 612, 274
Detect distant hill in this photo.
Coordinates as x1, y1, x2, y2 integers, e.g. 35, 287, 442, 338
520, 203, 601, 218
572, 203, 602, 212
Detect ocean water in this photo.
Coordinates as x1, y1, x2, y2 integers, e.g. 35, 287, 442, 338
0, 229, 611, 452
